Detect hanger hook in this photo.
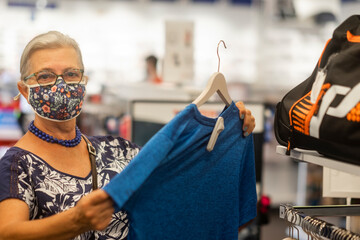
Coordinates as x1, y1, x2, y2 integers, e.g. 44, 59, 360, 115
217, 40, 227, 72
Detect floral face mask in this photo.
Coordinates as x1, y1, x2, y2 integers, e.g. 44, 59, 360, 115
27, 78, 86, 122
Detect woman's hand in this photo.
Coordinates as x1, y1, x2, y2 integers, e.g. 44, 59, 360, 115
74, 189, 114, 231
236, 101, 256, 137
0, 189, 115, 240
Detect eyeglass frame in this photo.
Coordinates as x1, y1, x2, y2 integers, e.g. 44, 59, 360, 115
23, 68, 86, 87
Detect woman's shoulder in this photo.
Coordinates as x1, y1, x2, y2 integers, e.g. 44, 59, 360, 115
0, 147, 32, 181
0, 147, 29, 164
87, 135, 140, 168
87, 135, 140, 151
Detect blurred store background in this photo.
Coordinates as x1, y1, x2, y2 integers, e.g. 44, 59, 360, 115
0, 0, 358, 239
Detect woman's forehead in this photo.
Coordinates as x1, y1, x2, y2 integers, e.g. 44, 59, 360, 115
29, 47, 80, 72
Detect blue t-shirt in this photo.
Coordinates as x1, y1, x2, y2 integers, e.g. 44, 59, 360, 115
103, 102, 257, 240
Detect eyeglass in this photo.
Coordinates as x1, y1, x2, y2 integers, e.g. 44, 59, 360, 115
24, 69, 85, 86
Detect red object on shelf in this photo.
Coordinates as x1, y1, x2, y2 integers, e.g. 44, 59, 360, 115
89, 94, 102, 104
0, 140, 17, 147
119, 114, 132, 141
0, 98, 22, 146
0, 98, 20, 110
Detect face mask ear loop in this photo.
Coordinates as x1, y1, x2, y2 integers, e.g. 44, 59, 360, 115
13, 92, 21, 101
14, 80, 32, 101
27, 84, 31, 103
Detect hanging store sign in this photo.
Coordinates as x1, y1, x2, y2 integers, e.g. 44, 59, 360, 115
163, 21, 194, 85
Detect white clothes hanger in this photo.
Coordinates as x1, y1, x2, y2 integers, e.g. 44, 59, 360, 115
192, 40, 232, 107
192, 40, 232, 152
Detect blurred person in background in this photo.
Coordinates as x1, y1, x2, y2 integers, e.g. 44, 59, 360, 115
0, 31, 255, 240
145, 55, 162, 84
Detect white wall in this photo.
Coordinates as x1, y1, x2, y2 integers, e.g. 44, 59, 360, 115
0, 1, 258, 88
0, 0, 359, 99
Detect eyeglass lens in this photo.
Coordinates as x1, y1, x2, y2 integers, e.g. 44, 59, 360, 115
36, 69, 83, 86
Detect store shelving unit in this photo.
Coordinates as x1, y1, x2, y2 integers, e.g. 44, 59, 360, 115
276, 146, 360, 176
276, 145, 360, 235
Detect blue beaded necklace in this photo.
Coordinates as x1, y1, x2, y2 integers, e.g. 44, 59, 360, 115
28, 121, 82, 147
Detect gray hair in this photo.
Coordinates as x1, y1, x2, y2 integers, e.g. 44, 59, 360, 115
20, 31, 84, 80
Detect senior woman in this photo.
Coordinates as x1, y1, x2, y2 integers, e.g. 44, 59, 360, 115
0, 31, 255, 240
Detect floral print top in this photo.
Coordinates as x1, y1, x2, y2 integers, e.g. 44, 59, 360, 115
0, 135, 140, 240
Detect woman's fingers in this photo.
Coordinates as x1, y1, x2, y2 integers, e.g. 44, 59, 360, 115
235, 101, 256, 137
75, 189, 115, 231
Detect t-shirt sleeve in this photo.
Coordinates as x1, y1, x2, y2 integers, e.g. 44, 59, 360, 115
238, 135, 258, 227
103, 133, 174, 212
0, 150, 35, 211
